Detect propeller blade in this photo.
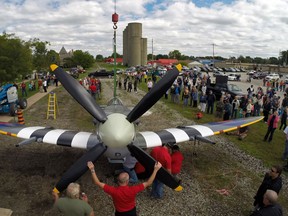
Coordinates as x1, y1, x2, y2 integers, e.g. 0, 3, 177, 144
127, 144, 182, 191
50, 64, 107, 123
126, 65, 181, 123
53, 143, 107, 193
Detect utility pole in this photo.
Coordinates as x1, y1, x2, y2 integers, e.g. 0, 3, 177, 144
212, 43, 215, 68
112, 0, 118, 98
152, 39, 154, 61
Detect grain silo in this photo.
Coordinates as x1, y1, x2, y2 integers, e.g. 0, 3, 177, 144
123, 22, 147, 67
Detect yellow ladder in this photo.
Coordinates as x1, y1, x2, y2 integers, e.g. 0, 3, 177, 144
47, 92, 58, 119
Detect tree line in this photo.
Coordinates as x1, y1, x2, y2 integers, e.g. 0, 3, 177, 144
0, 33, 94, 83
100, 50, 288, 66
1, 32, 288, 83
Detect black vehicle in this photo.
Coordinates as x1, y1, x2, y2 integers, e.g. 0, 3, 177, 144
88, 69, 114, 77
207, 75, 246, 100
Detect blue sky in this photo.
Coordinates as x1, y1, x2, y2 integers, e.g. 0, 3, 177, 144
145, 0, 234, 10
0, 0, 287, 58
191, 0, 234, 7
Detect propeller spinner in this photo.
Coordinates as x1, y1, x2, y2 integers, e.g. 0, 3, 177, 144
98, 113, 135, 148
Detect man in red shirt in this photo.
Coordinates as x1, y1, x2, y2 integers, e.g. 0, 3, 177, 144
89, 83, 97, 100
87, 161, 162, 216
150, 144, 172, 198
171, 145, 184, 179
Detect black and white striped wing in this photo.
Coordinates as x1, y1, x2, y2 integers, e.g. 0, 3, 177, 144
0, 122, 100, 149
134, 116, 263, 148
134, 125, 213, 148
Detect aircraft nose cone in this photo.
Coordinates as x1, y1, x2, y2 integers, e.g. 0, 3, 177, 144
99, 113, 135, 148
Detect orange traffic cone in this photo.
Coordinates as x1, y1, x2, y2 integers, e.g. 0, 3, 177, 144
17, 109, 25, 125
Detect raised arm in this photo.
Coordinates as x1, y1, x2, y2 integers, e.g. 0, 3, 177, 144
143, 161, 162, 189
87, 161, 105, 189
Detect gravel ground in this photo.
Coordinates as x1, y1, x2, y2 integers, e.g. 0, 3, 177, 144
0, 78, 287, 216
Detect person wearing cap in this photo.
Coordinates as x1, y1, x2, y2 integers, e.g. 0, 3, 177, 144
150, 144, 172, 199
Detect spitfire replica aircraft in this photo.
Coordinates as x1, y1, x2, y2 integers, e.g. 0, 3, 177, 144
0, 64, 263, 194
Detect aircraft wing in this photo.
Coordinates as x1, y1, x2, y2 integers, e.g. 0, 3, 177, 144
0, 122, 100, 149
133, 116, 263, 148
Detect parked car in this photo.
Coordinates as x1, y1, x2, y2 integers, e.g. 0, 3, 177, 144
200, 67, 208, 72
285, 75, 288, 84
247, 70, 256, 75
213, 71, 226, 77
156, 66, 167, 75
265, 73, 280, 82
253, 72, 268, 79
228, 73, 241, 81
69, 68, 79, 79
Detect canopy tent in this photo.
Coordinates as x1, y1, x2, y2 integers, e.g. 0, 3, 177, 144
188, 61, 203, 67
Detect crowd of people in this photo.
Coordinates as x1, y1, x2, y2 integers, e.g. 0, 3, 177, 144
79, 76, 102, 100
13, 74, 59, 96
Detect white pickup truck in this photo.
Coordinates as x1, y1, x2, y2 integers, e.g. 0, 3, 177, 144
265, 73, 280, 82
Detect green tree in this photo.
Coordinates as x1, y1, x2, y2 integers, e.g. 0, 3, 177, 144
108, 52, 122, 58
254, 57, 265, 64
189, 56, 196, 60
62, 57, 74, 68
156, 54, 168, 59
96, 54, 104, 61
47, 50, 60, 65
279, 50, 288, 66
245, 56, 253, 63
147, 53, 156, 60
179, 54, 190, 60
0, 33, 33, 82
267, 57, 279, 65
71, 50, 95, 68
237, 55, 245, 63
168, 50, 181, 59
29, 38, 50, 72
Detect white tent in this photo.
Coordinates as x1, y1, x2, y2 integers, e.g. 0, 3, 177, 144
188, 61, 203, 67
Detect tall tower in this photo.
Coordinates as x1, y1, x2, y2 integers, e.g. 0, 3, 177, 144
123, 22, 147, 67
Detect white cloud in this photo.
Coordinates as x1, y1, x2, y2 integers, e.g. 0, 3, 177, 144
0, 0, 288, 58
